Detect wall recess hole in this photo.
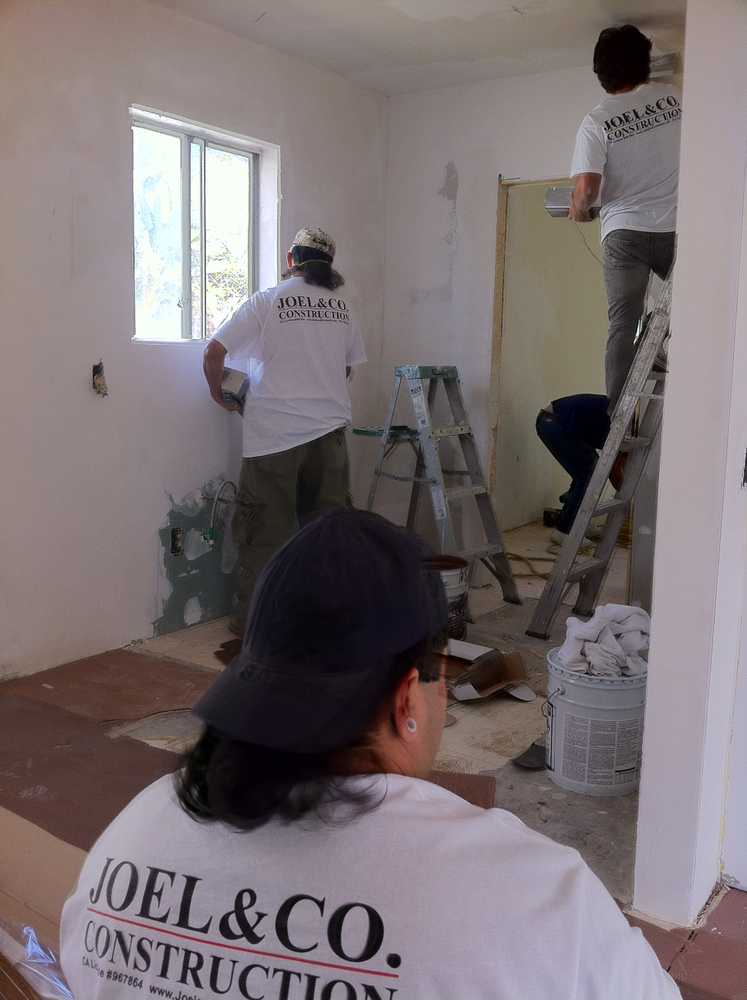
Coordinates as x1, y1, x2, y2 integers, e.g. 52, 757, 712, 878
170, 527, 185, 556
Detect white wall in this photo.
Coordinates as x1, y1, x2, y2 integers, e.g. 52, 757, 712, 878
0, 0, 386, 677
378, 66, 604, 528
722, 135, 747, 895
635, 0, 747, 925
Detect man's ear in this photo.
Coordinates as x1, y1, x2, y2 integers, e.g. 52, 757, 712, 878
392, 667, 420, 741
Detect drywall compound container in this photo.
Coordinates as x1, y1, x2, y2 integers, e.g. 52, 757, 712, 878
432, 556, 469, 639
545, 648, 647, 796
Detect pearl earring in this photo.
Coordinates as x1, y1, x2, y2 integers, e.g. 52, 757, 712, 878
406, 718, 418, 734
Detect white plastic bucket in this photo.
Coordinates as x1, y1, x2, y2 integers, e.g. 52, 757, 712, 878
432, 556, 469, 639
545, 648, 647, 797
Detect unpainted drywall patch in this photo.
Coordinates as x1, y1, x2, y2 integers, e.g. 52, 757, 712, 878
184, 528, 212, 562
183, 596, 203, 626
92, 360, 108, 397
410, 162, 459, 305
154, 479, 236, 636
438, 161, 459, 205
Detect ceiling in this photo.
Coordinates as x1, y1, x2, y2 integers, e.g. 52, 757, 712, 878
152, 0, 687, 96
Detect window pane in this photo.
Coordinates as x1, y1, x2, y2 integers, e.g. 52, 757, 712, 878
205, 146, 250, 336
190, 140, 203, 339
132, 127, 183, 341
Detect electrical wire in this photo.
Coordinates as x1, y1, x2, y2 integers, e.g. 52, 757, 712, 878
572, 221, 604, 266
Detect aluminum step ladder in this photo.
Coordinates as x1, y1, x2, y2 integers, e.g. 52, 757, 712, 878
526, 270, 673, 639
355, 364, 521, 605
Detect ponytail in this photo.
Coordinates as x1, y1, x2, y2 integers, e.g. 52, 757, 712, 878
282, 244, 344, 291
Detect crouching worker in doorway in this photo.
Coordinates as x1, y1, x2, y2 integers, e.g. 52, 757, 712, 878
61, 509, 680, 1000
537, 394, 625, 545
203, 227, 366, 637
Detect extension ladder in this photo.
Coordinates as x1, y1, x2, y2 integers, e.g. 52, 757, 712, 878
526, 271, 673, 639
355, 365, 520, 605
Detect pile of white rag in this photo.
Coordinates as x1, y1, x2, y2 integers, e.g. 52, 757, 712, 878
556, 603, 650, 677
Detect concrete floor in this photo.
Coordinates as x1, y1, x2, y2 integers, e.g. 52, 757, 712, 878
133, 520, 637, 903
137, 616, 232, 673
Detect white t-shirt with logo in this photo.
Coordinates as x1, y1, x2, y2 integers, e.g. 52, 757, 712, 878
60, 774, 680, 1000
571, 83, 682, 241
213, 276, 367, 458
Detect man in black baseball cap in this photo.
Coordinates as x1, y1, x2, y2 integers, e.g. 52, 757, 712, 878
193, 506, 448, 753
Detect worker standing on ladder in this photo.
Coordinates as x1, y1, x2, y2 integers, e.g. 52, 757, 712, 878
203, 228, 367, 637
569, 25, 681, 408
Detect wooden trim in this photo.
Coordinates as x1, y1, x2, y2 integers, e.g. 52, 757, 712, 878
499, 176, 568, 189
487, 178, 510, 494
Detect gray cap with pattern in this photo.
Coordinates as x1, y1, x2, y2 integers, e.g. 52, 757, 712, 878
290, 227, 336, 260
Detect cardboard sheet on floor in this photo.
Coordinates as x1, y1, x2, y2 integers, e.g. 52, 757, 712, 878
0, 952, 45, 1000
1, 650, 215, 723
429, 771, 496, 810
0, 696, 175, 851
0, 807, 85, 950
450, 649, 535, 703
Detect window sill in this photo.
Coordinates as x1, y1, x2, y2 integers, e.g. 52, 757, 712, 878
131, 337, 208, 346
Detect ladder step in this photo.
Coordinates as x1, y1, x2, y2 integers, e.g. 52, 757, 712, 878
566, 558, 607, 583
352, 424, 418, 441
395, 364, 458, 380
459, 543, 505, 562
593, 498, 629, 516
378, 471, 433, 484
620, 436, 651, 452
446, 485, 487, 502
433, 423, 471, 439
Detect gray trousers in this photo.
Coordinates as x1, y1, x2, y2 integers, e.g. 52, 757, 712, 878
231, 427, 351, 631
603, 229, 676, 407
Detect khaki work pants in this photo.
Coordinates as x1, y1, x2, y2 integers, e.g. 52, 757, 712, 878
231, 427, 350, 632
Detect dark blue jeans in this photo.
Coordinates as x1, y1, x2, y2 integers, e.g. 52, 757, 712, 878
536, 410, 598, 533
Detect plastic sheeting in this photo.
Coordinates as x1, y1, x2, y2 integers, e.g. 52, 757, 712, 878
0, 921, 72, 999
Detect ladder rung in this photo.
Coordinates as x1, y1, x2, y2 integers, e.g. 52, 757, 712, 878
352, 424, 418, 441
446, 485, 487, 502
433, 423, 470, 439
395, 364, 458, 380
620, 436, 651, 452
566, 558, 607, 583
593, 498, 629, 516
378, 471, 433, 484
459, 543, 504, 561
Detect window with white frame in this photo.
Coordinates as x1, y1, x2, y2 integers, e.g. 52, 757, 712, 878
130, 109, 258, 341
